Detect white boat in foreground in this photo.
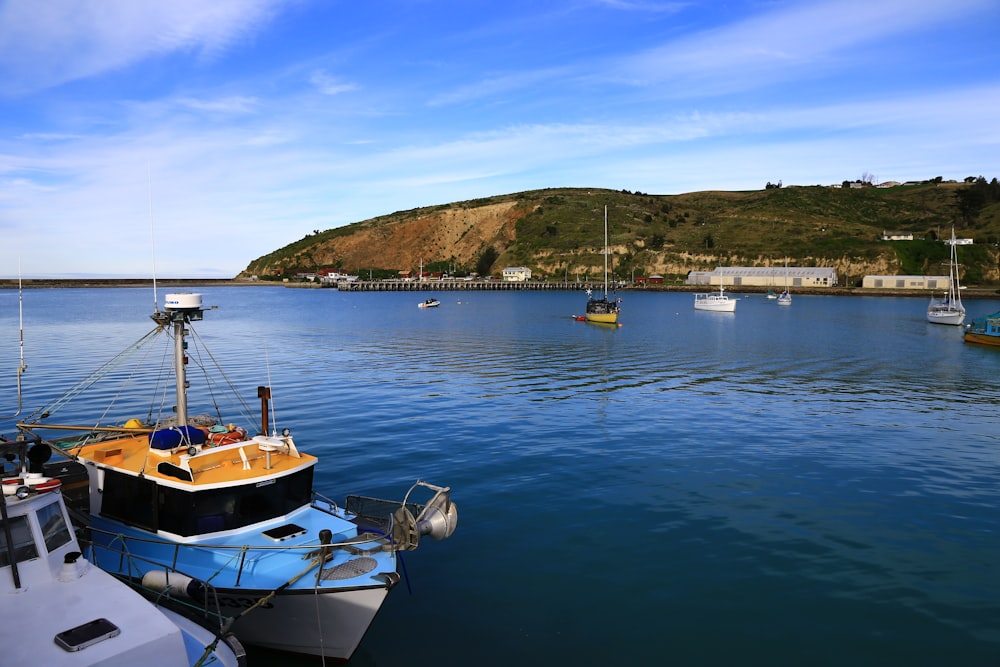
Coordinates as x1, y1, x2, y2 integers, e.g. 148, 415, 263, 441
926, 227, 965, 326
0, 436, 245, 667
694, 285, 736, 312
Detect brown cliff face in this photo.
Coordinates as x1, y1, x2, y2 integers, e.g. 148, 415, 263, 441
250, 201, 523, 275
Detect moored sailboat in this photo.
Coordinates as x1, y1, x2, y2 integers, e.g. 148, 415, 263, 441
777, 259, 792, 306
585, 205, 621, 324
926, 227, 965, 326
17, 292, 458, 661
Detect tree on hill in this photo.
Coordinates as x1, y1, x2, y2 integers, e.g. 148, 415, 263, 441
955, 176, 1000, 224
475, 246, 500, 276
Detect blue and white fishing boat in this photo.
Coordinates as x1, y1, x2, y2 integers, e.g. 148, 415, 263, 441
17, 293, 458, 661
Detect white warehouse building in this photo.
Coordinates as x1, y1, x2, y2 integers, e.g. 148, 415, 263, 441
861, 275, 951, 290
686, 266, 839, 288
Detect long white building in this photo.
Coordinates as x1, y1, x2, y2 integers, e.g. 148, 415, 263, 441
861, 276, 951, 290
686, 266, 838, 288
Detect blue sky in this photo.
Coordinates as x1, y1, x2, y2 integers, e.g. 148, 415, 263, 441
1, 0, 998, 278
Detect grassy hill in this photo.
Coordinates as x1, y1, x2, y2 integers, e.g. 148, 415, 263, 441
242, 180, 1000, 287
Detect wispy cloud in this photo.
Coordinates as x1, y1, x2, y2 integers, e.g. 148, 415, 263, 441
309, 70, 358, 96
0, 0, 291, 95
427, 68, 569, 107
620, 0, 993, 94
176, 96, 260, 113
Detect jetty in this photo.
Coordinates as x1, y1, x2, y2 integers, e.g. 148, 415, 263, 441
336, 279, 607, 292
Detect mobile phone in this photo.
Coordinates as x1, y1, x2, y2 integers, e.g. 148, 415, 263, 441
54, 617, 120, 651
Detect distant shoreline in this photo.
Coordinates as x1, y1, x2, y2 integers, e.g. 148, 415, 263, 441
0, 278, 257, 289
0, 278, 997, 299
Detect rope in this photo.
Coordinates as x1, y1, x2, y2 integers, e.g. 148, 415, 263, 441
194, 550, 333, 666
26, 327, 164, 422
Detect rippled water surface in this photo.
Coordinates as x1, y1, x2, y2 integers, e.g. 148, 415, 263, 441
2, 286, 999, 666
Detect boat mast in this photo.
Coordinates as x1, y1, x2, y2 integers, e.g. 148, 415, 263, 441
151, 294, 206, 427
950, 227, 961, 306
603, 205, 609, 298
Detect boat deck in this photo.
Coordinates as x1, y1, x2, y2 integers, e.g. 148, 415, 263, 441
65, 433, 315, 487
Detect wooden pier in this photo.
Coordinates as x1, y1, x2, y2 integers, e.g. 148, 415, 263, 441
336, 279, 607, 292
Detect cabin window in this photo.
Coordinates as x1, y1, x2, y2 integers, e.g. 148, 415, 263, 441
100, 470, 157, 531
156, 467, 314, 537
0, 515, 38, 566
37, 501, 72, 552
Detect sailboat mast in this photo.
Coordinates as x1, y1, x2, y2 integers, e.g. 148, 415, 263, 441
603, 205, 609, 298
949, 227, 960, 305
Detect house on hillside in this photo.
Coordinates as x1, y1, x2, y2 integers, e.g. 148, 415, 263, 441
317, 268, 358, 284
502, 267, 532, 282
882, 231, 914, 241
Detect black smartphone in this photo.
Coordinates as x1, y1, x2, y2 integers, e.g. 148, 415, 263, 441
54, 617, 120, 651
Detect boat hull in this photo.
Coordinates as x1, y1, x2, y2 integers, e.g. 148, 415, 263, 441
693, 296, 735, 312
585, 311, 619, 324
963, 331, 1000, 347
84, 495, 400, 661
201, 582, 390, 659
927, 308, 965, 326
694, 303, 735, 312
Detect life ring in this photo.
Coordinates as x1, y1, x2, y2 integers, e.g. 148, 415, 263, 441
209, 426, 248, 446
2, 476, 62, 495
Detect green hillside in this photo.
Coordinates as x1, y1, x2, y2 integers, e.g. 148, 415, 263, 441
244, 177, 1000, 286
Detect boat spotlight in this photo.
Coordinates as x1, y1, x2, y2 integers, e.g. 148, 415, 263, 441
416, 490, 458, 541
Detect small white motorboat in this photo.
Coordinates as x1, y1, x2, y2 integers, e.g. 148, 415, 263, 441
694, 285, 736, 312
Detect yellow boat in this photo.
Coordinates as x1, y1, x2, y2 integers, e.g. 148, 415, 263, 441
584, 205, 621, 325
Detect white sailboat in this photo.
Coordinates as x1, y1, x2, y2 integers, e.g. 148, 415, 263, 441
777, 259, 792, 306
926, 227, 965, 326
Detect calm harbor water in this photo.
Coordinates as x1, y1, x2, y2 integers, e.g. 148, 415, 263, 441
2, 286, 1000, 666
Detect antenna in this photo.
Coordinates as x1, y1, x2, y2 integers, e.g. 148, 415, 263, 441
148, 166, 158, 312
1, 260, 28, 420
